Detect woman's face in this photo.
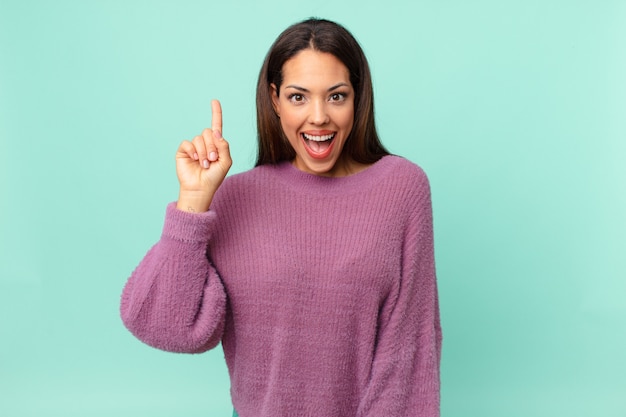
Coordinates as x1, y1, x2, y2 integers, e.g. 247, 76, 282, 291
271, 49, 355, 177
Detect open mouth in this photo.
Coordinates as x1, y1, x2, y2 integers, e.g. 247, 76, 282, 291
302, 132, 336, 157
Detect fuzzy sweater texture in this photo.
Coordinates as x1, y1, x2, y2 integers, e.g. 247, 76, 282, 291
120, 155, 442, 417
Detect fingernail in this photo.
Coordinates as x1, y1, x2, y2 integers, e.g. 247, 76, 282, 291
209, 152, 217, 161
214, 130, 222, 139
202, 159, 209, 169
193, 152, 199, 160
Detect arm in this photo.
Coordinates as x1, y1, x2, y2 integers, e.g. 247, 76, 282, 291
120, 100, 232, 352
120, 203, 227, 353
357, 175, 442, 417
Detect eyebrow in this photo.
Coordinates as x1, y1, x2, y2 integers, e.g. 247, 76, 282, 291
284, 82, 350, 92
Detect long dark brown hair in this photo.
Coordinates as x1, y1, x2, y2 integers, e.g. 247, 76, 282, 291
255, 18, 389, 166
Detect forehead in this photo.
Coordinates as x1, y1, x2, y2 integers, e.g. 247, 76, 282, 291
282, 49, 351, 87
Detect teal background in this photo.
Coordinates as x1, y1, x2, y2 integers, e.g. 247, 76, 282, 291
1, 1, 624, 416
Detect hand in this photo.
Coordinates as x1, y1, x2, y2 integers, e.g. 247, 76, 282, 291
175, 100, 232, 212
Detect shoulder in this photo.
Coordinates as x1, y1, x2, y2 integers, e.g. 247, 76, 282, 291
387, 155, 429, 180
375, 156, 434, 227
223, 164, 271, 185
217, 164, 274, 193
211, 164, 279, 209
377, 155, 431, 194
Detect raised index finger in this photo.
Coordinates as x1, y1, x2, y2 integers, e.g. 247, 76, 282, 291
211, 99, 222, 134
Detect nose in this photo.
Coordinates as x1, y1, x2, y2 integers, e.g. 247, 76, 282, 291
308, 100, 330, 125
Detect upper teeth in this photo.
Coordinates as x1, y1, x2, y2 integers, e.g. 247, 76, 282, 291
303, 133, 334, 142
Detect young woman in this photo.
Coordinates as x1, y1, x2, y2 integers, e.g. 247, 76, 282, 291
121, 18, 442, 417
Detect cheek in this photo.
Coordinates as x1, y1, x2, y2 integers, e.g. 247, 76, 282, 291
339, 106, 355, 132
279, 110, 304, 134
279, 115, 294, 136
279, 115, 300, 144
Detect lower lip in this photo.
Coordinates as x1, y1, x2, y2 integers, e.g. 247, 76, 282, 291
301, 134, 336, 159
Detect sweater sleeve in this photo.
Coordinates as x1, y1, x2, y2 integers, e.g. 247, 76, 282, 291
120, 202, 227, 353
357, 173, 442, 417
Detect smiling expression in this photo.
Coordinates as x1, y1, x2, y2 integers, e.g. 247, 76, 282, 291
271, 49, 356, 177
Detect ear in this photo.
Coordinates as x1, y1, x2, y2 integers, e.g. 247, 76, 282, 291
270, 83, 280, 117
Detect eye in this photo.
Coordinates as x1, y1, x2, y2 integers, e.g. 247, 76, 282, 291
288, 93, 305, 103
329, 92, 347, 102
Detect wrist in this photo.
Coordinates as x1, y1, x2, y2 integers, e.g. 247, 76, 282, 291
176, 190, 213, 213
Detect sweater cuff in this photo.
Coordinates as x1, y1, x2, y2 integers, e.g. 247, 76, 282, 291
162, 202, 217, 243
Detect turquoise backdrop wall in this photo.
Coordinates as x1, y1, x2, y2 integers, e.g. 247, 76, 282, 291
1, 1, 624, 416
